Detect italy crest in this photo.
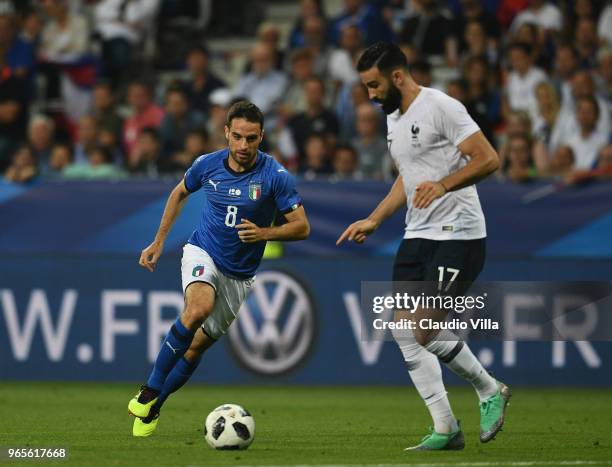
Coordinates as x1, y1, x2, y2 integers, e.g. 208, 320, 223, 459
249, 182, 262, 201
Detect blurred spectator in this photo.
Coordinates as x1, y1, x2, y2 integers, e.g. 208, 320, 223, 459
126, 126, 159, 176
547, 145, 575, 176
331, 143, 361, 180
287, 76, 339, 160
351, 103, 389, 179
94, 0, 160, 89
329, 0, 393, 47
551, 70, 610, 151
20, 8, 42, 49
3, 144, 37, 183
336, 81, 369, 141
39, 0, 89, 64
460, 20, 495, 65
299, 133, 333, 179
409, 60, 433, 87
399, 0, 457, 66
245, 22, 285, 72
47, 141, 73, 177
594, 48, 612, 105
463, 56, 501, 133
574, 18, 599, 69
532, 81, 561, 162
552, 43, 579, 109
447, 78, 494, 144
558, 97, 609, 169
505, 134, 535, 182
233, 42, 287, 122
28, 114, 55, 168
599, 3, 612, 47
281, 49, 316, 117
0, 39, 28, 172
503, 43, 548, 120
63, 145, 126, 179
498, 110, 531, 168
328, 23, 362, 87
123, 79, 164, 155
206, 88, 232, 151
288, 0, 326, 49
91, 81, 123, 148
453, 0, 500, 54
302, 15, 333, 78
180, 45, 226, 118
565, 144, 612, 184
0, 10, 35, 84
159, 86, 205, 159
510, 0, 562, 33
74, 115, 98, 165
512, 22, 547, 69
160, 128, 208, 174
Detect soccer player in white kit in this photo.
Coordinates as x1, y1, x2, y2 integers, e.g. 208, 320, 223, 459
337, 42, 511, 451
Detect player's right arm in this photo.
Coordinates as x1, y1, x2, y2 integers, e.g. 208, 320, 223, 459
336, 175, 406, 245
139, 179, 191, 272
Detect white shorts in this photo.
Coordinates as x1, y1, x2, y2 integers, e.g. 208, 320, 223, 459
181, 243, 255, 340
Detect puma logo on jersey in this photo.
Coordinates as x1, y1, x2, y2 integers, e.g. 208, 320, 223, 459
208, 180, 219, 191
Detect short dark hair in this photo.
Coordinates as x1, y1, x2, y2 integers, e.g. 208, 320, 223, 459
165, 85, 188, 100
226, 100, 264, 129
356, 42, 407, 73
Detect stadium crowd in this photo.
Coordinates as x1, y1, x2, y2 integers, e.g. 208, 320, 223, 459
0, 0, 610, 185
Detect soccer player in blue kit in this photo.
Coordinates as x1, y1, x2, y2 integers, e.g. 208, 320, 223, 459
127, 101, 310, 436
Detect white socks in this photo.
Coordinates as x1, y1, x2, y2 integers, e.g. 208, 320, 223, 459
425, 329, 498, 402
394, 329, 459, 434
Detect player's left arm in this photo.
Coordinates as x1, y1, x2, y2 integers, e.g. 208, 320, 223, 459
236, 206, 310, 243
413, 131, 500, 209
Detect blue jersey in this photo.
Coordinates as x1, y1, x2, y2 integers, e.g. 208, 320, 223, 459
184, 149, 302, 279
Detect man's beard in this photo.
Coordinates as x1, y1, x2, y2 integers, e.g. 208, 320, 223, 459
375, 85, 402, 114
230, 149, 257, 167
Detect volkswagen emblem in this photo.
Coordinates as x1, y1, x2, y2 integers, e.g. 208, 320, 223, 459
228, 271, 316, 375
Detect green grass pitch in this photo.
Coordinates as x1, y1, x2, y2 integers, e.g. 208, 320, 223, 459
1, 382, 611, 466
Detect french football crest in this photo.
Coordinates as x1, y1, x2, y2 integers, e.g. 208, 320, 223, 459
248, 182, 262, 201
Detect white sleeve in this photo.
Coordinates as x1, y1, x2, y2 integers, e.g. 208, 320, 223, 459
436, 95, 480, 147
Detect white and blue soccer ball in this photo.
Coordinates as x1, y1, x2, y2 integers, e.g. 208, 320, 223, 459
204, 404, 255, 450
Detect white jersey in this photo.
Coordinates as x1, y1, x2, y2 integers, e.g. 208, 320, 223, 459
386, 87, 486, 240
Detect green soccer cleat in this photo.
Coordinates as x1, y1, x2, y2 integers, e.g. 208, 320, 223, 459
479, 381, 512, 443
133, 410, 160, 437
127, 385, 159, 419
405, 425, 465, 451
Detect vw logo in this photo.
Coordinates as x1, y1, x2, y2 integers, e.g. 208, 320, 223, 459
228, 271, 316, 375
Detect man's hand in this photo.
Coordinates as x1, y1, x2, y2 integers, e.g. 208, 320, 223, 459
236, 219, 268, 243
139, 241, 164, 272
413, 181, 447, 209
336, 218, 379, 245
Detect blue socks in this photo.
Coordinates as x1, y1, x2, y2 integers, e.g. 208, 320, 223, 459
147, 318, 195, 392
157, 355, 202, 406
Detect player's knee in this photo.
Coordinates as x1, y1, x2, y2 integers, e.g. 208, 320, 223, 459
182, 301, 213, 327
413, 327, 434, 347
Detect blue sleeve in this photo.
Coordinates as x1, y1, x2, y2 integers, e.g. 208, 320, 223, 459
272, 169, 302, 214
184, 155, 208, 192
